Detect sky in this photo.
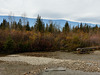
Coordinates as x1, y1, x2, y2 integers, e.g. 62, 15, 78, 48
0, 0, 100, 24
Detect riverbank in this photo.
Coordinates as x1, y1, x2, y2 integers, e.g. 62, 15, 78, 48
0, 51, 100, 75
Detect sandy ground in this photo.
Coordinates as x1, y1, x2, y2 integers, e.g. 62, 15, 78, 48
0, 51, 100, 75
20, 51, 100, 62
41, 67, 100, 75
0, 61, 35, 75
0, 55, 62, 65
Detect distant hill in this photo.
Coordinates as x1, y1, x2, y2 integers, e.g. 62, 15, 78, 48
0, 15, 98, 28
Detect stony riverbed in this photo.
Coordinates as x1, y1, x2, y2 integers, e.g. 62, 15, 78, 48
0, 51, 100, 75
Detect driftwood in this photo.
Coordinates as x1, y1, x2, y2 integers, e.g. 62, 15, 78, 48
76, 46, 100, 54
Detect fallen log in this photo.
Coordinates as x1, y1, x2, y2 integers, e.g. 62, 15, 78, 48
76, 46, 100, 54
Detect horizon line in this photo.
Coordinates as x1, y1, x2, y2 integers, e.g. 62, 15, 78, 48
0, 15, 99, 25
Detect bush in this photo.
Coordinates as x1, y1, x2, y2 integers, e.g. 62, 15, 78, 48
16, 42, 31, 53
65, 35, 84, 51
3, 36, 15, 53
0, 42, 4, 52
32, 34, 54, 51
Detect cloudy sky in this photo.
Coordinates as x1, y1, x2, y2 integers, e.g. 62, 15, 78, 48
0, 0, 100, 24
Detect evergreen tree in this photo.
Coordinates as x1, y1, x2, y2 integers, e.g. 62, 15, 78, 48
18, 19, 22, 30
72, 26, 75, 32
63, 21, 70, 33
1, 19, 7, 29
11, 21, 16, 29
95, 24, 98, 29
93, 24, 98, 33
0, 24, 1, 29
14, 21, 17, 29
80, 23, 83, 30
34, 15, 44, 32
49, 23, 54, 33
45, 24, 49, 32
6, 22, 10, 29
26, 21, 30, 31
30, 26, 34, 31
86, 24, 89, 33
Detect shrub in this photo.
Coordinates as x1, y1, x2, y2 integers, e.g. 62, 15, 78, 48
65, 35, 83, 51
3, 36, 15, 53
0, 42, 4, 52
16, 42, 30, 52
32, 33, 54, 51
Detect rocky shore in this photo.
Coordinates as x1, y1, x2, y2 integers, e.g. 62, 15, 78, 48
24, 60, 100, 75
0, 54, 100, 75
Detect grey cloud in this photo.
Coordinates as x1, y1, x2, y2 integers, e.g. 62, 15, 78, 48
0, 0, 100, 24
34, 10, 66, 18
76, 17, 100, 24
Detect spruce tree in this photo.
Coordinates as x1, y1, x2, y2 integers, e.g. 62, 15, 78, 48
45, 24, 49, 32
26, 21, 30, 31
63, 21, 70, 33
49, 23, 54, 33
34, 15, 44, 32
1, 19, 7, 30
18, 19, 22, 30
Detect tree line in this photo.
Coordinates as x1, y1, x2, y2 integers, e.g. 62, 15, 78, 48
0, 15, 100, 54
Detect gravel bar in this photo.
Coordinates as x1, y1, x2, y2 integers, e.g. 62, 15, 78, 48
0, 55, 100, 75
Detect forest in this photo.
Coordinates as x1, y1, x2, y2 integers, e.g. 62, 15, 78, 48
0, 15, 100, 54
